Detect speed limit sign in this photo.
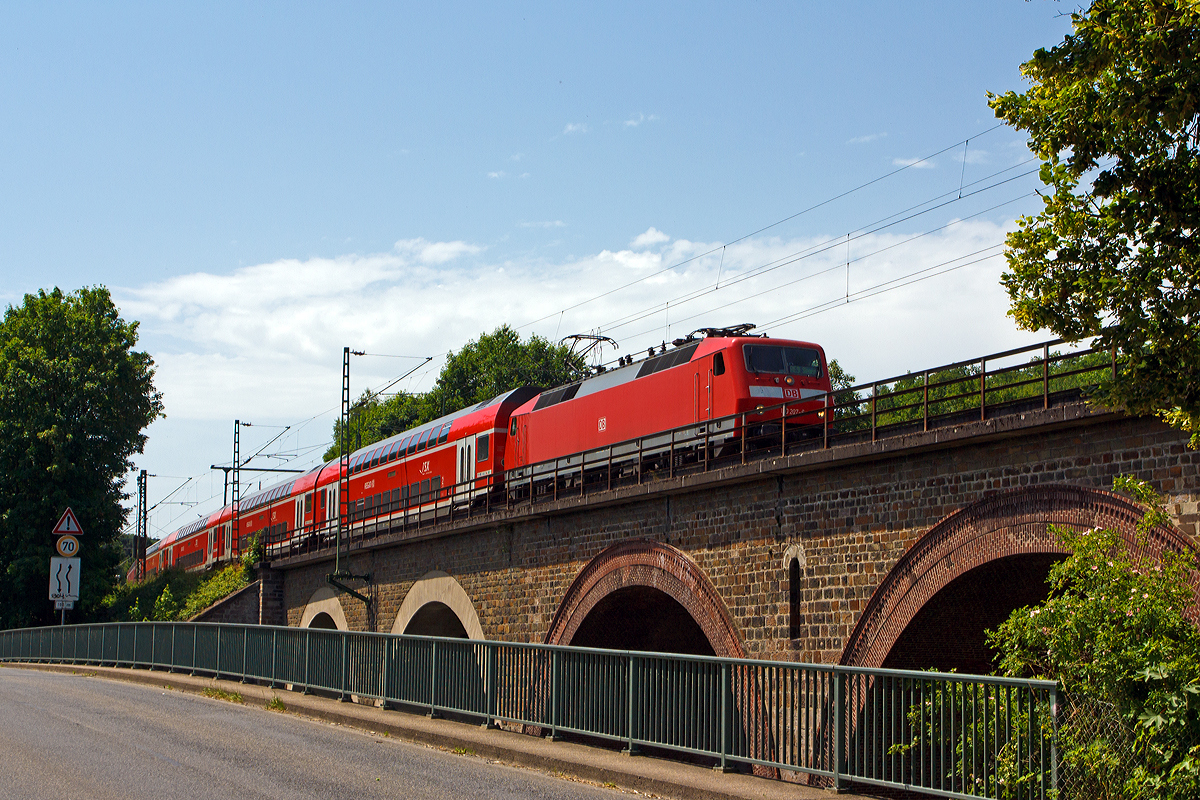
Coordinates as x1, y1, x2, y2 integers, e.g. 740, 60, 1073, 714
56, 535, 80, 557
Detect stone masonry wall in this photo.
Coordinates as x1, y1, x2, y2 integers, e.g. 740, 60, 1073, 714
280, 412, 1200, 665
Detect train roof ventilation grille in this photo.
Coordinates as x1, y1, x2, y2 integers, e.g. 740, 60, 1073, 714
532, 382, 581, 411
636, 340, 701, 378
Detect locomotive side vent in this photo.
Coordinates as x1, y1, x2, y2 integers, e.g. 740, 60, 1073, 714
636, 340, 702, 378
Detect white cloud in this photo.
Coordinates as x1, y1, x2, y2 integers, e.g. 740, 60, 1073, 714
631, 227, 671, 248
848, 132, 887, 145
624, 113, 657, 127
487, 170, 506, 179
510, 153, 524, 161
394, 238, 483, 264
893, 157, 936, 169
563, 122, 588, 134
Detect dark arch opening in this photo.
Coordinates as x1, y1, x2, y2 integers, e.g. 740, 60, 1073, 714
403, 601, 470, 638
882, 554, 1061, 674
308, 611, 338, 630
569, 586, 716, 656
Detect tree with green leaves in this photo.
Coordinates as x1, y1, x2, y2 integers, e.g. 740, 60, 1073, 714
324, 326, 585, 461
0, 288, 163, 629
989, 0, 1200, 444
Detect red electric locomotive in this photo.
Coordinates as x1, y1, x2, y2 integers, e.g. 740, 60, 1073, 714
128, 328, 829, 583
505, 330, 830, 492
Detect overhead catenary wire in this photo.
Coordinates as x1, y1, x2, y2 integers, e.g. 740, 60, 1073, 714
515, 123, 1007, 333
583, 160, 1038, 339
592, 187, 1037, 347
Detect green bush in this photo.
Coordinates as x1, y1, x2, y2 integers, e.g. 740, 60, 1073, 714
988, 476, 1200, 799
102, 564, 249, 622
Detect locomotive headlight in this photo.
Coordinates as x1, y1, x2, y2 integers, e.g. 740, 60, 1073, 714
755, 404, 765, 415
817, 410, 826, 419
784, 376, 795, 385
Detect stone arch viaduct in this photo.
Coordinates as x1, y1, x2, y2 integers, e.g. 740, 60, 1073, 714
255, 400, 1200, 673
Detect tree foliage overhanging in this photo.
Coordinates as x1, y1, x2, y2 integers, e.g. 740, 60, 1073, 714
989, 0, 1200, 442
0, 288, 163, 629
324, 325, 586, 461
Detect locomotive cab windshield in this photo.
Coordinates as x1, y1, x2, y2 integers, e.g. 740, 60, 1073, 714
742, 344, 823, 377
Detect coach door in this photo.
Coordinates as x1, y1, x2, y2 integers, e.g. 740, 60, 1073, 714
457, 434, 477, 501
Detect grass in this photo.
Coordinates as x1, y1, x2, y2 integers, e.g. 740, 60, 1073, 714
451, 746, 475, 756
201, 687, 244, 704
266, 695, 286, 712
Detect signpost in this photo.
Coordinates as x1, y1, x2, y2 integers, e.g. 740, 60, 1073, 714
49, 508, 84, 624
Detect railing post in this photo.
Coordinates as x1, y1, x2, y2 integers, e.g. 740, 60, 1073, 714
923, 371, 929, 432
715, 661, 731, 773
547, 649, 561, 741
271, 629, 278, 688
834, 669, 846, 793
871, 384, 877, 442
215, 626, 221, 680
624, 655, 640, 756
340, 633, 349, 702
1050, 684, 1059, 799
780, 402, 786, 456
133, 624, 139, 669
303, 629, 311, 694
740, 413, 747, 464
191, 625, 198, 675
483, 643, 498, 730
170, 624, 176, 673
823, 393, 830, 449
428, 639, 440, 718
242, 627, 249, 683
979, 358, 986, 420
382, 636, 392, 710
1043, 344, 1050, 409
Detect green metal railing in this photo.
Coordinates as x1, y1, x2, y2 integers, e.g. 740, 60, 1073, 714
0, 622, 1057, 798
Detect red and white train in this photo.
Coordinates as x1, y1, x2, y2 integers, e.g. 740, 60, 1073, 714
130, 330, 830, 581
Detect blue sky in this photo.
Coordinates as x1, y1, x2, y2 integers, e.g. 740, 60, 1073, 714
0, 3, 1076, 536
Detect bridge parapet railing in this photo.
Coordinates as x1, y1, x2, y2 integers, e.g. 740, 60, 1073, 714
0, 622, 1058, 799
263, 337, 1112, 558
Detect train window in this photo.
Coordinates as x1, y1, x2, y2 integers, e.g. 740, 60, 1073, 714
417, 428, 431, 452
438, 424, 450, 444
476, 434, 490, 462
420, 478, 430, 501
406, 435, 417, 455
410, 482, 419, 503
743, 345, 822, 378
510, 419, 518, 436
387, 442, 399, 462
713, 352, 726, 376
431, 475, 442, 499
304, 493, 313, 514
401, 485, 409, 506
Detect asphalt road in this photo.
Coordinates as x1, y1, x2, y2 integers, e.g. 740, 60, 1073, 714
0, 668, 623, 800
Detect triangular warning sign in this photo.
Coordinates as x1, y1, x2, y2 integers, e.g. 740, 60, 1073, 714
53, 508, 84, 536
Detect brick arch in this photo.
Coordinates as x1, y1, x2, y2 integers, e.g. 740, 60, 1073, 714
841, 483, 1197, 668
545, 539, 745, 658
